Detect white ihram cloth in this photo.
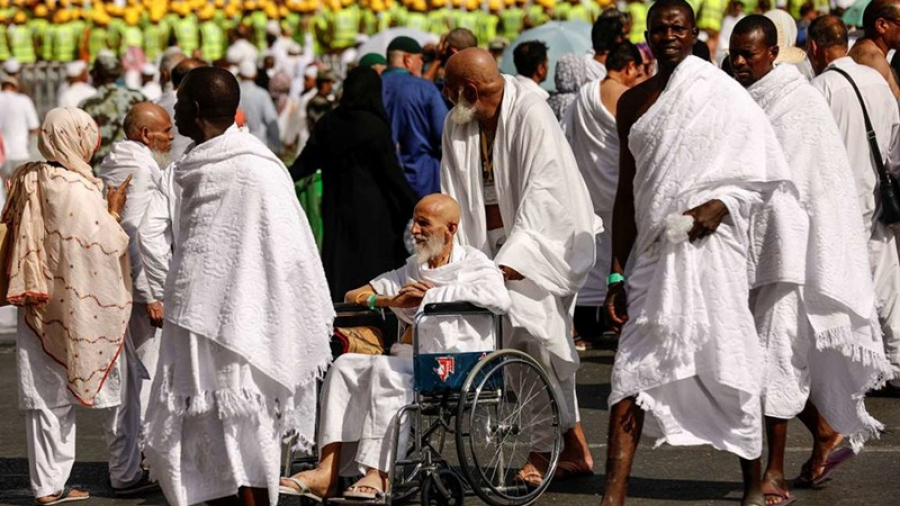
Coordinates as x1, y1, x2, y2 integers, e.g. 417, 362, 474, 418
514, 74, 550, 100
611, 56, 795, 460
563, 79, 618, 305
321, 244, 510, 476
138, 164, 181, 304
98, 140, 165, 421
144, 128, 334, 506
441, 75, 599, 432
812, 57, 900, 385
747, 65, 891, 448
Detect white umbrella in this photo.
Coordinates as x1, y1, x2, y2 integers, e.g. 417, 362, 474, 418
356, 28, 440, 61
500, 21, 593, 93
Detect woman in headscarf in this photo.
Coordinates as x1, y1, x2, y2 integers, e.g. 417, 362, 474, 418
548, 53, 588, 121
2, 107, 141, 503
290, 66, 418, 301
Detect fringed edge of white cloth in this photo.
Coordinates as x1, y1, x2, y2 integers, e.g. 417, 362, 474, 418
814, 324, 893, 452
154, 358, 329, 453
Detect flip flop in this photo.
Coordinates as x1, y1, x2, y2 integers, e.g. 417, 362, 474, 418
762, 487, 796, 506
553, 460, 593, 480
343, 483, 386, 501
35, 487, 90, 506
278, 476, 324, 502
794, 446, 856, 488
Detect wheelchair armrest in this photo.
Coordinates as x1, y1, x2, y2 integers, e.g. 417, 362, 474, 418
333, 302, 372, 314
421, 302, 493, 316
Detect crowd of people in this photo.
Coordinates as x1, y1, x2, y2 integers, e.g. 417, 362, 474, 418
3, 1, 900, 506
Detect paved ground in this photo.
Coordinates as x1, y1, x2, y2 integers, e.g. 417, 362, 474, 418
1, 336, 899, 506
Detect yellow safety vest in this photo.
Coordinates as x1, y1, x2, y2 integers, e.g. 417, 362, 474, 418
626, 2, 649, 43
500, 8, 524, 40
332, 7, 361, 50
200, 21, 225, 62
9, 24, 36, 63
53, 23, 77, 62
0, 25, 11, 61
696, 0, 726, 32
175, 16, 199, 54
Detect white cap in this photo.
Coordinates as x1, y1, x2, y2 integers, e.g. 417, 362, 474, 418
226, 45, 245, 65
304, 66, 319, 79
266, 20, 281, 36
287, 42, 302, 55
65, 60, 88, 78
238, 60, 257, 79
140, 63, 156, 76
3, 58, 21, 75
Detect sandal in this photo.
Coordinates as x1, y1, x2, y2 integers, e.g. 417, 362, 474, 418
278, 476, 324, 502
34, 487, 90, 506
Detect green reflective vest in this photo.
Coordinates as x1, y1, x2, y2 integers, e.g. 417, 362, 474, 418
405, 12, 428, 32
53, 23, 77, 62
477, 14, 499, 47
200, 21, 225, 62
0, 25, 11, 61
144, 24, 164, 62
526, 6, 549, 27
9, 24, 36, 63
88, 26, 109, 62
696, 0, 726, 32
626, 2, 649, 43
120, 26, 143, 53
174, 16, 199, 54
457, 12, 478, 32
332, 6, 360, 50
426, 10, 446, 35
500, 8, 524, 40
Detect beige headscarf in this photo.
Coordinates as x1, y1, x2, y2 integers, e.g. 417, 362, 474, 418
3, 107, 132, 406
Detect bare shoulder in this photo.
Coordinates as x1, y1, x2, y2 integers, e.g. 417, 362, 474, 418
617, 76, 663, 130
849, 39, 891, 70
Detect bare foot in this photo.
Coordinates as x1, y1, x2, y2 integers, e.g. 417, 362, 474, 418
36, 488, 89, 505
557, 424, 594, 478
797, 433, 844, 485
280, 466, 338, 499
761, 475, 793, 505
345, 469, 388, 497
517, 452, 550, 486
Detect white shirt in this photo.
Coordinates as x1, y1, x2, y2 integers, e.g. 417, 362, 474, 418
239, 79, 281, 152
811, 56, 900, 231
0, 90, 39, 161
514, 74, 550, 100
57, 81, 97, 109
141, 81, 162, 102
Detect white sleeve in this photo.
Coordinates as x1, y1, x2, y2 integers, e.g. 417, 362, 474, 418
138, 172, 175, 302
26, 98, 39, 130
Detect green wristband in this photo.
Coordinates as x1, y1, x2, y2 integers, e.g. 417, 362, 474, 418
367, 293, 378, 310
607, 273, 626, 286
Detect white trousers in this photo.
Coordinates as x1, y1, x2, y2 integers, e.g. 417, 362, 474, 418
318, 354, 414, 476
24, 343, 144, 497
870, 231, 900, 385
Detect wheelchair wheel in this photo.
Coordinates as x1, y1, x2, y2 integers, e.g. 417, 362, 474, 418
455, 350, 561, 506
421, 468, 466, 506
390, 409, 448, 504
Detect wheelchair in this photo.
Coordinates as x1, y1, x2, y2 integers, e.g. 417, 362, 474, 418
287, 301, 562, 506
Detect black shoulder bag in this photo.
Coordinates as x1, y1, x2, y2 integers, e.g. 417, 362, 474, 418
828, 66, 900, 225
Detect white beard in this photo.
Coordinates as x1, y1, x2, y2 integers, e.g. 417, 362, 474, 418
414, 233, 447, 265
151, 149, 173, 170
450, 94, 478, 125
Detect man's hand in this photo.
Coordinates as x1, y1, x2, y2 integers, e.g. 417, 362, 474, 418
107, 174, 133, 216
683, 199, 729, 242
389, 281, 434, 308
605, 282, 629, 333
146, 301, 164, 328
500, 265, 524, 281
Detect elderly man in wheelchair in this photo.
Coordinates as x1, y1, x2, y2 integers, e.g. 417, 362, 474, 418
279, 194, 519, 502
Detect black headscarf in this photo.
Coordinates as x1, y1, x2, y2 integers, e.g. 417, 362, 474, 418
338, 66, 390, 126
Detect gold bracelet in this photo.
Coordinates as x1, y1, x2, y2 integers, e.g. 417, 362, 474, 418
110, 211, 122, 223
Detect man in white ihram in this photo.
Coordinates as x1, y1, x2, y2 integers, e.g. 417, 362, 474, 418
143, 66, 334, 506
98, 103, 174, 427
440, 48, 599, 483
279, 194, 511, 502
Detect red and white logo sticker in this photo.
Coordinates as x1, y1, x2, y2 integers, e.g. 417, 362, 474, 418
435, 356, 456, 382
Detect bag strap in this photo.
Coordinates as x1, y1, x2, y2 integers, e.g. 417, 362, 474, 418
827, 66, 890, 182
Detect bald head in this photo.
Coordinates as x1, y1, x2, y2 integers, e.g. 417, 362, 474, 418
175, 67, 240, 143
416, 194, 461, 227
443, 49, 505, 125
124, 102, 174, 165
445, 48, 502, 86
446, 28, 478, 52
411, 194, 461, 265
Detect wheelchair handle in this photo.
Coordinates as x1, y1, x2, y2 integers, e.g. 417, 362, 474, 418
421, 302, 493, 316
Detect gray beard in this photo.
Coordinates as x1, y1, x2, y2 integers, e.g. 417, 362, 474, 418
151, 149, 173, 170
414, 233, 447, 265
450, 96, 477, 125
